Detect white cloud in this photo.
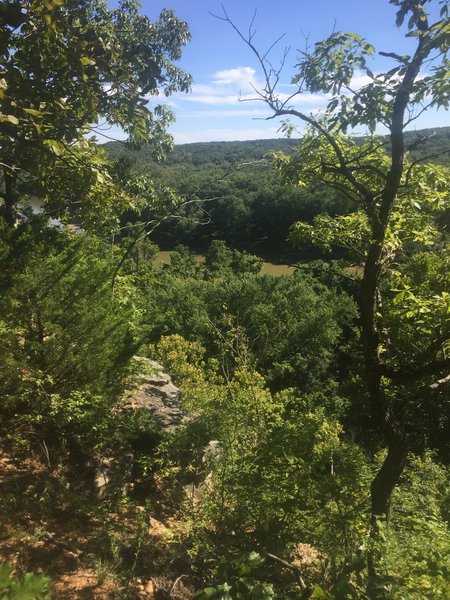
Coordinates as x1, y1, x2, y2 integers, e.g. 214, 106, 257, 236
184, 93, 259, 105
179, 66, 259, 106
212, 66, 257, 89
349, 72, 373, 89
176, 68, 327, 108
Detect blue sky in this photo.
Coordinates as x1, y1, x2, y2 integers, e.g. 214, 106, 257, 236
104, 1, 448, 144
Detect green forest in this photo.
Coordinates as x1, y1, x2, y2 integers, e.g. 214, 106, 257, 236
105, 126, 450, 258
0, 1, 449, 599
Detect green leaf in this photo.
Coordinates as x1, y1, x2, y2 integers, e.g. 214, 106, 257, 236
43, 0, 65, 8
247, 551, 264, 568
194, 584, 232, 599
0, 563, 14, 592
43, 139, 66, 156
23, 108, 44, 117
0, 566, 51, 600
310, 585, 335, 599
9, 572, 51, 599
0, 114, 19, 125
80, 56, 96, 66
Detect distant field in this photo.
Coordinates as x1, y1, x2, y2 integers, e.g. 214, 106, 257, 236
153, 250, 295, 276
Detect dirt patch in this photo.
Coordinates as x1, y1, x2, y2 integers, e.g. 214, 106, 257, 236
0, 439, 198, 599
53, 569, 121, 599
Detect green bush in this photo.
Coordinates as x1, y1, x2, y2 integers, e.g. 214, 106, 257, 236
0, 563, 51, 600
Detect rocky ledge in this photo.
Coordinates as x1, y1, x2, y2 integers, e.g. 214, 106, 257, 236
120, 357, 193, 430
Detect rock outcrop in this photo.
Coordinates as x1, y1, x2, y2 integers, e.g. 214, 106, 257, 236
95, 359, 191, 498
120, 358, 192, 430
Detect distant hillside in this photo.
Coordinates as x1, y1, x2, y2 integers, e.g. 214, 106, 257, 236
105, 126, 450, 167
103, 126, 450, 257
105, 137, 300, 166
401, 126, 450, 165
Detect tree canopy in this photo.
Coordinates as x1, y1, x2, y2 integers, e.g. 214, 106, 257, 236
0, 0, 191, 227
1, 1, 450, 598
219, 0, 450, 589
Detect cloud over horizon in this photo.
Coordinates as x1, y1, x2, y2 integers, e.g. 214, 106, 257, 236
180, 66, 326, 108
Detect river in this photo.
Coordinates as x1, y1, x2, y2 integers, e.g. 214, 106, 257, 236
154, 250, 295, 276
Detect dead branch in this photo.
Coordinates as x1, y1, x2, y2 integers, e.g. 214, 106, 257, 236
266, 552, 307, 591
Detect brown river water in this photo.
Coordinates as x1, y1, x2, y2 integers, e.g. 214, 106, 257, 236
154, 250, 295, 276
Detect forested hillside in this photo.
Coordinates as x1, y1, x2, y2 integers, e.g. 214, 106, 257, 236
106, 126, 450, 167
1, 1, 450, 599
104, 127, 450, 257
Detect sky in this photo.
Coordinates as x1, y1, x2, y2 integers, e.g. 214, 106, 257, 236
102, 0, 449, 144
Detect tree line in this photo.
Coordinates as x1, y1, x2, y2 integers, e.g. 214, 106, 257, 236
105, 126, 450, 258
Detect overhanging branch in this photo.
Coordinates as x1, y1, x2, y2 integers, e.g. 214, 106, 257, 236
380, 357, 450, 384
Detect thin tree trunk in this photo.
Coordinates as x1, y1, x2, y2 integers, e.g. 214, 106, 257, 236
371, 435, 407, 522
360, 221, 408, 590
3, 167, 17, 228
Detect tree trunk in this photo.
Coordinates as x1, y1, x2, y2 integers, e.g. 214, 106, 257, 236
2, 167, 18, 228
366, 435, 408, 597
360, 243, 408, 591
370, 435, 407, 522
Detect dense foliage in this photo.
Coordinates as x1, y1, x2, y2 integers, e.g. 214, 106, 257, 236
0, 0, 191, 229
104, 127, 450, 256
0, 1, 449, 599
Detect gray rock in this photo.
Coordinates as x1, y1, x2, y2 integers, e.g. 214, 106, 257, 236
120, 357, 193, 431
